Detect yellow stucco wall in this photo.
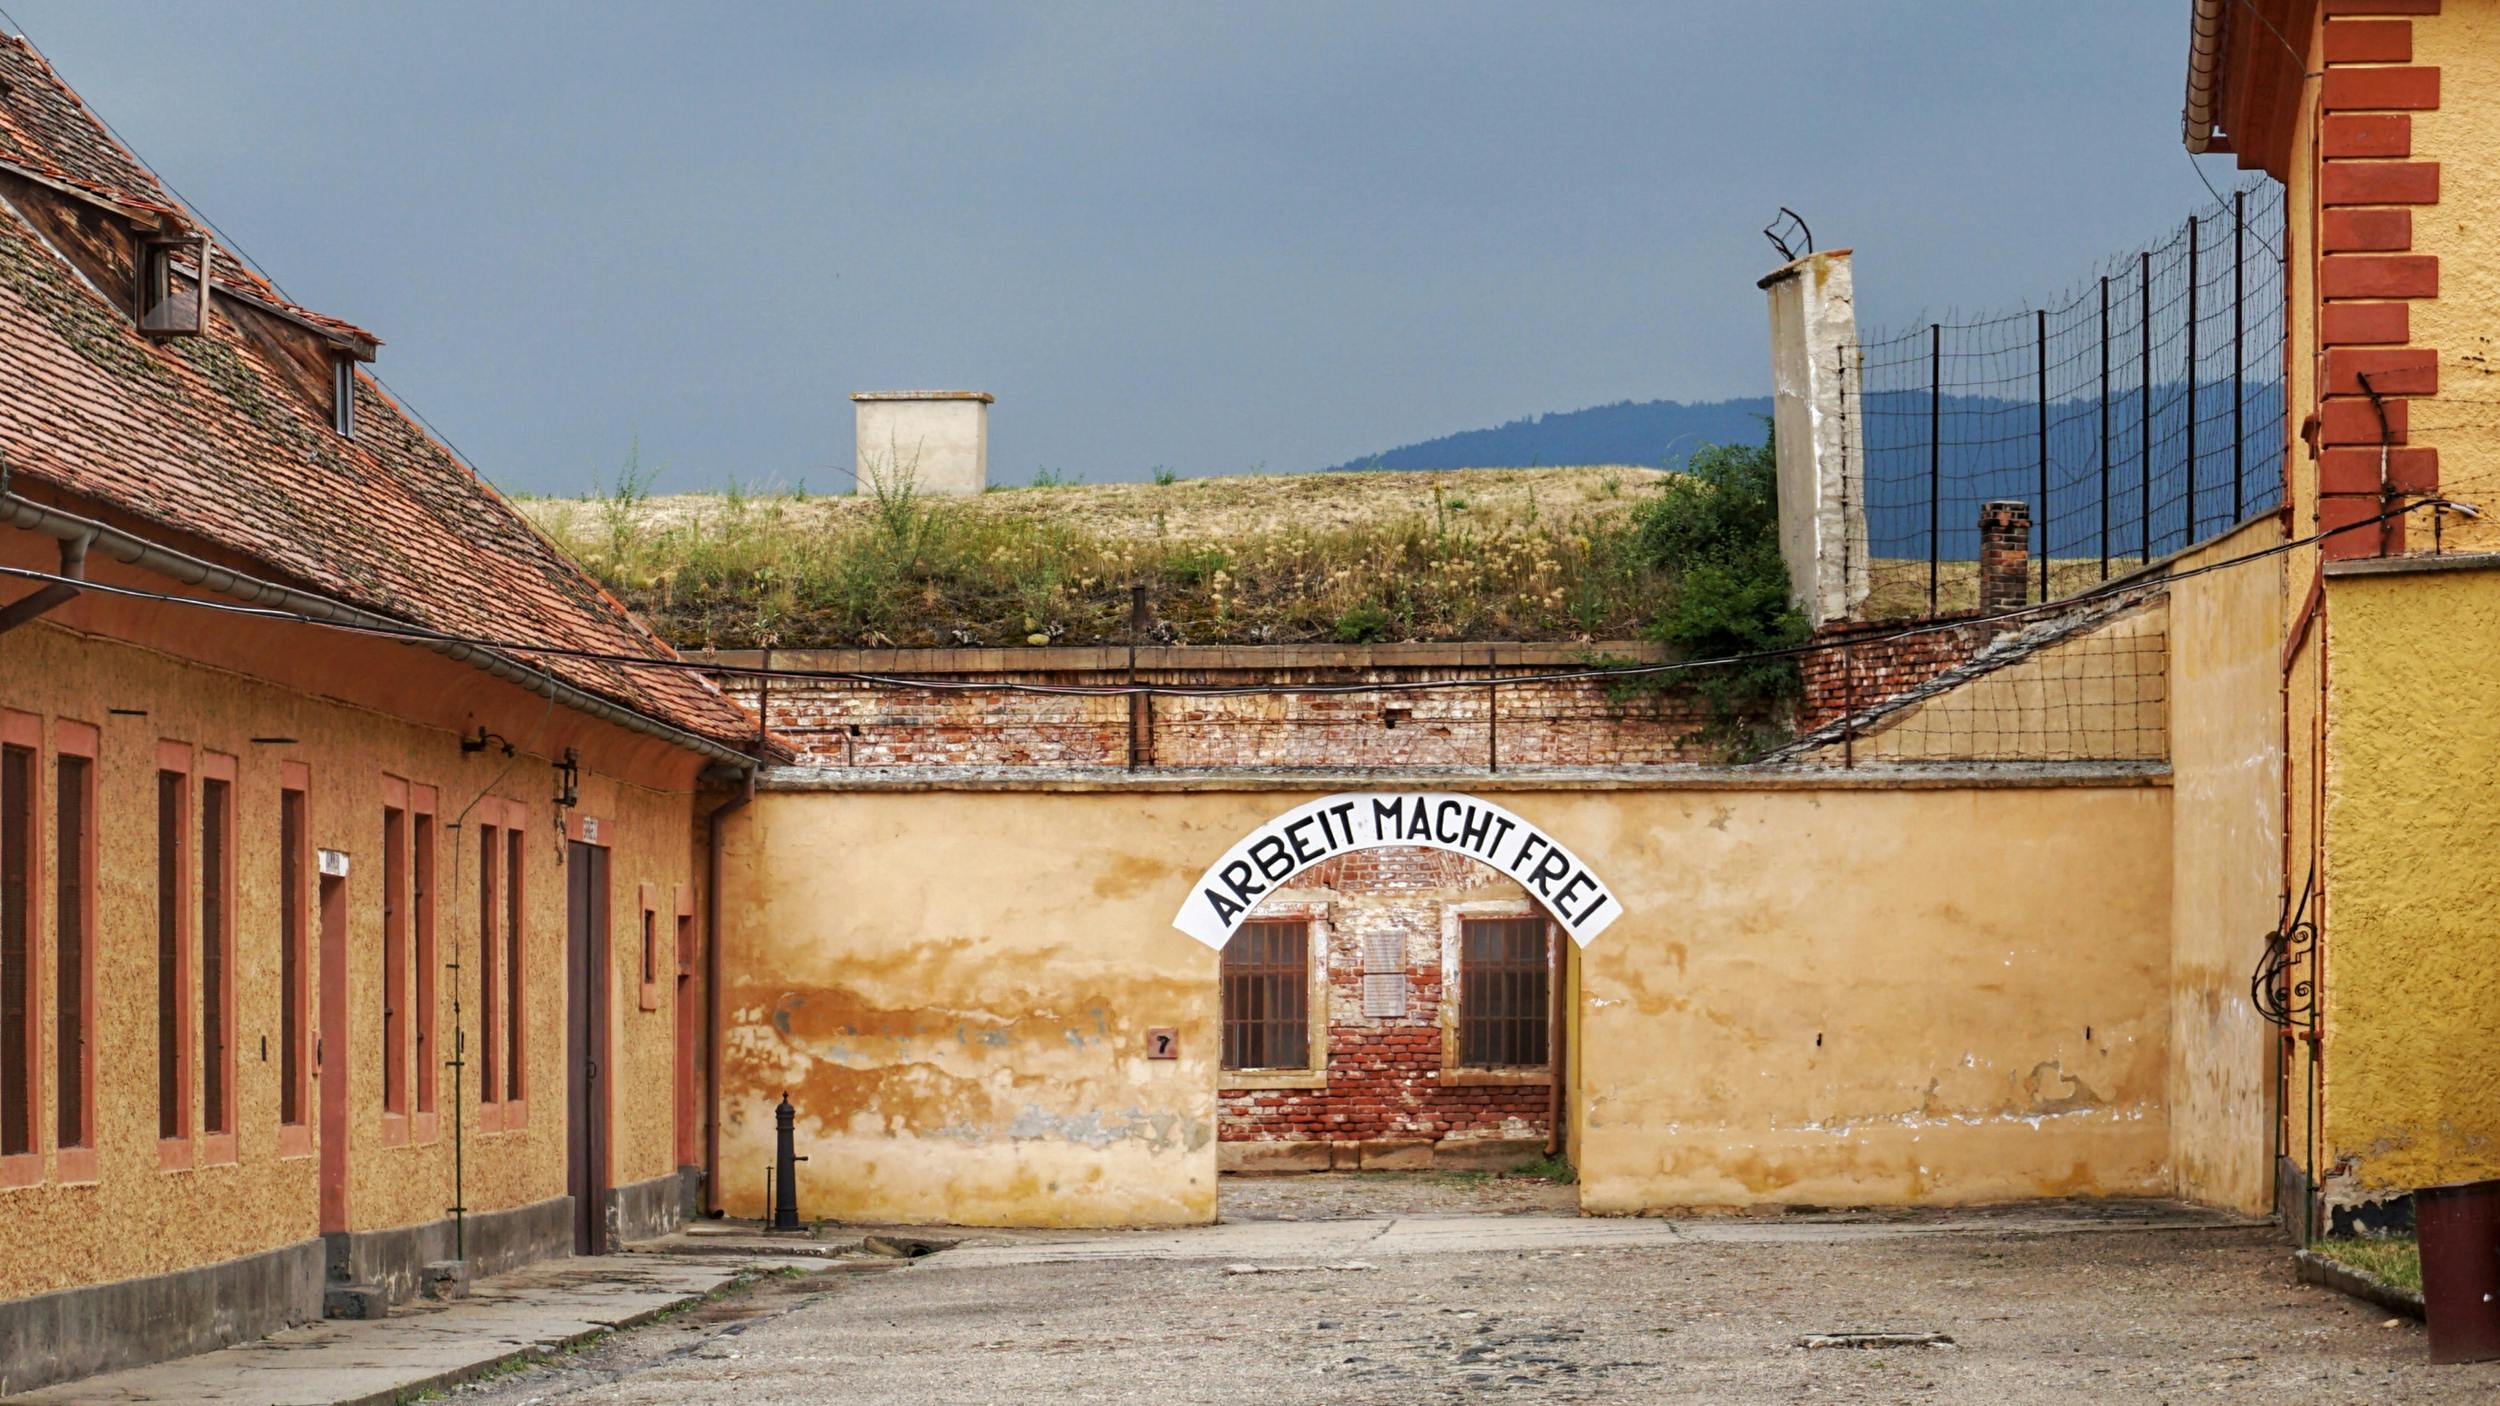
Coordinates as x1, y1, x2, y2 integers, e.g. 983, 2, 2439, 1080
723, 776, 2175, 1225
2409, 5, 2500, 554
1569, 783, 2174, 1211
2162, 519, 2285, 1213
0, 619, 698, 1300
2319, 563, 2500, 1195
717, 789, 1222, 1228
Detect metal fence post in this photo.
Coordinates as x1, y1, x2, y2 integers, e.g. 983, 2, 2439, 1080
2233, 188, 2246, 523
2186, 214, 2201, 546
1928, 322, 1941, 617
2099, 275, 2112, 581
2139, 249, 2153, 565
2036, 308, 2049, 602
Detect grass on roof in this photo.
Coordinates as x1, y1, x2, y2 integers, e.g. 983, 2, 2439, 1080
520, 464, 1676, 650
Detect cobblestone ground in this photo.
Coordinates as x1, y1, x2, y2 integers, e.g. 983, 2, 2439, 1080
444, 1184, 2500, 1406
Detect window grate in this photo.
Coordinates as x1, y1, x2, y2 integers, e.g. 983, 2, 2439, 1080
279, 787, 304, 1127
1459, 916, 1550, 1068
1221, 919, 1309, 1071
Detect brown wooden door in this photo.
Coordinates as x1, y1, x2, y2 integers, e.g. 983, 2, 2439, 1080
673, 913, 699, 1171
564, 841, 610, 1254
317, 871, 350, 1235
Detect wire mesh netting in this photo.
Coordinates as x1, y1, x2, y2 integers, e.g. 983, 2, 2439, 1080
1848, 181, 2287, 620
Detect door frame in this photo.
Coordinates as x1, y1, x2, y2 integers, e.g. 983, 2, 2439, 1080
316, 865, 350, 1235
564, 831, 612, 1255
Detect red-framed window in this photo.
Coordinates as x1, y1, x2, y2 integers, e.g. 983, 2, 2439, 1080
54, 721, 97, 1182
381, 780, 407, 1132
477, 812, 502, 1126
638, 883, 662, 1012
0, 710, 39, 1184
503, 813, 526, 1114
412, 786, 437, 1132
278, 763, 311, 1158
156, 742, 193, 1168
198, 752, 237, 1163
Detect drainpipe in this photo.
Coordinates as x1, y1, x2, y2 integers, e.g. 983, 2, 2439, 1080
0, 529, 89, 634
702, 767, 757, 1216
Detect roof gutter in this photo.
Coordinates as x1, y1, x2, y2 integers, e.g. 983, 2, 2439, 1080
0, 486, 761, 771
2184, 0, 2229, 153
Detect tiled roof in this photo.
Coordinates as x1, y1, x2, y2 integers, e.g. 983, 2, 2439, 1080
0, 35, 759, 751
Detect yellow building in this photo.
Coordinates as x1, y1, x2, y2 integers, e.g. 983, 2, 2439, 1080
0, 35, 773, 1394
2187, 0, 2500, 1233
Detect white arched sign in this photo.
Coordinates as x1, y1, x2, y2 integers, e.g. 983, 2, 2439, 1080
1173, 792, 1621, 950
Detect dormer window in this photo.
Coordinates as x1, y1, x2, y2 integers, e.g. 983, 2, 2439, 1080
136, 233, 209, 337
332, 356, 357, 438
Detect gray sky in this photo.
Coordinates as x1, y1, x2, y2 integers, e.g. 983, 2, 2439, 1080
6, 2, 2237, 493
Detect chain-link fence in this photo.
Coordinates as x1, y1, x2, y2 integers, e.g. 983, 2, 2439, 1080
1848, 180, 2288, 619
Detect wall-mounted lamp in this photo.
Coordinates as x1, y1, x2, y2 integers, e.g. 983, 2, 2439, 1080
461, 725, 515, 757
553, 748, 581, 809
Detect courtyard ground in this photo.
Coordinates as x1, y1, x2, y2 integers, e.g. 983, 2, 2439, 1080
421, 1177, 2498, 1406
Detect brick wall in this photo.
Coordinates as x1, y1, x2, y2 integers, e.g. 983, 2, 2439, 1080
717, 644, 1721, 769
1796, 614, 2015, 733
1219, 848, 1551, 1152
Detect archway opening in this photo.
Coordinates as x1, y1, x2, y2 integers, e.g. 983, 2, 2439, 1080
1214, 844, 1578, 1219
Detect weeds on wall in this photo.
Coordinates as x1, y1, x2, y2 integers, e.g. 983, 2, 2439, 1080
529, 460, 1685, 651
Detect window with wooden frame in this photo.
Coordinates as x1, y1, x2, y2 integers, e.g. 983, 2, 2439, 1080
135, 233, 209, 337
0, 711, 38, 1184
411, 787, 437, 1133
1455, 914, 1551, 1070
381, 782, 407, 1129
155, 743, 193, 1167
198, 753, 237, 1162
54, 722, 97, 1181
476, 813, 502, 1125
1221, 917, 1317, 1075
277, 763, 311, 1157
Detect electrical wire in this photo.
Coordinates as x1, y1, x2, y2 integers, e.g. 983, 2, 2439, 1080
0, 497, 2466, 703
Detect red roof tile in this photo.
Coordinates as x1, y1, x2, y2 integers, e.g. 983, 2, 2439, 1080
0, 35, 757, 751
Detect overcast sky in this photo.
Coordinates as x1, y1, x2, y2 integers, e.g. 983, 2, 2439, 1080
6, 2, 2241, 493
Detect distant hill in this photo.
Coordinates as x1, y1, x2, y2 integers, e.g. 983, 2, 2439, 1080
1326, 398, 1773, 472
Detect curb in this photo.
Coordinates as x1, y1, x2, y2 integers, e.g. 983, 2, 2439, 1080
2294, 1248, 2426, 1321
348, 1265, 798, 1406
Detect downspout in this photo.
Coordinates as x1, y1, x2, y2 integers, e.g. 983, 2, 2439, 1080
701, 767, 756, 1216
0, 488, 758, 769
0, 529, 88, 634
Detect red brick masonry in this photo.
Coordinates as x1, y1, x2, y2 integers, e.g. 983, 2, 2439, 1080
1218, 849, 1550, 1148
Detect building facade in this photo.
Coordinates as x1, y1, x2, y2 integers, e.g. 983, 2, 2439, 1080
0, 35, 772, 1393
2188, 0, 2500, 1234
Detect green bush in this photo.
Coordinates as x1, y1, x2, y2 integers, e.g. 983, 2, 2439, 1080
1629, 430, 1805, 758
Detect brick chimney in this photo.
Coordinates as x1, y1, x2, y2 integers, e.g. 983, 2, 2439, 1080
1979, 500, 2032, 614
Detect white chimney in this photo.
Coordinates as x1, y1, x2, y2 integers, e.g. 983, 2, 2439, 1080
851, 391, 993, 496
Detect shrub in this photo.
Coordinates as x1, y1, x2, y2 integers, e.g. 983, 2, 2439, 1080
1628, 430, 1805, 757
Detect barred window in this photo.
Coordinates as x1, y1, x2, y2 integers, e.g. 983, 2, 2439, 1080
1221, 919, 1309, 1071
1459, 916, 1549, 1068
